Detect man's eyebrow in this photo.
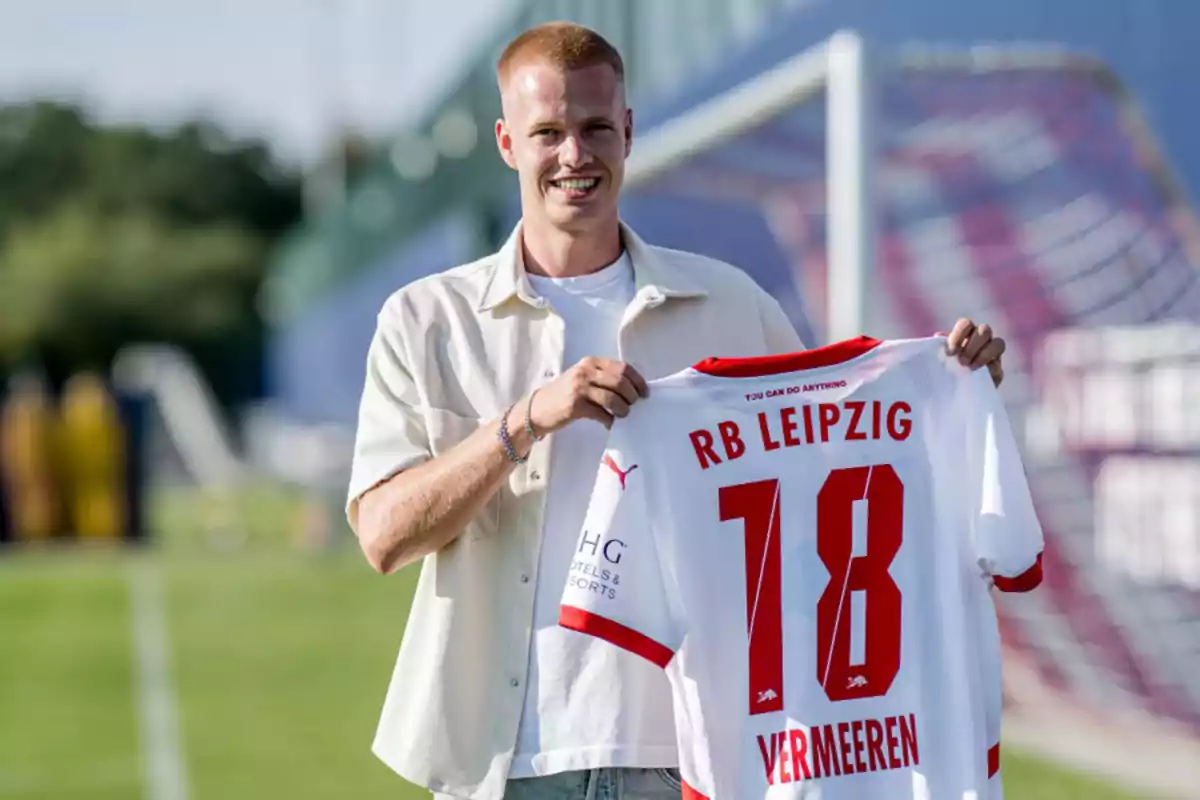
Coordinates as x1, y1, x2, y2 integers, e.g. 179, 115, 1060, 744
527, 115, 616, 133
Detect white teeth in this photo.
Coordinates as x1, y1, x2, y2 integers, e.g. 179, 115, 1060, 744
555, 178, 597, 191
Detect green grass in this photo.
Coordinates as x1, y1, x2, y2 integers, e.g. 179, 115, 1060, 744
0, 488, 1149, 799
165, 550, 416, 799
1000, 749, 1141, 799
0, 553, 141, 799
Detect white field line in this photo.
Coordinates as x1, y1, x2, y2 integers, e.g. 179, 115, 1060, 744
129, 561, 189, 800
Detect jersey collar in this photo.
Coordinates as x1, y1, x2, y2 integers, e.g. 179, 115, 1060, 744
693, 335, 884, 377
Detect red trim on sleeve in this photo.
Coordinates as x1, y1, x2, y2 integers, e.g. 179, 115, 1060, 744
559, 605, 675, 668
682, 778, 710, 800
988, 743, 1001, 777
993, 552, 1044, 593
691, 335, 882, 377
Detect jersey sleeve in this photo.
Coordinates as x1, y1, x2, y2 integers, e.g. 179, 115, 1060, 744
558, 422, 682, 668
958, 367, 1046, 592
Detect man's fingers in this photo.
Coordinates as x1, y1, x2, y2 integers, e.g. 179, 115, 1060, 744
611, 375, 642, 406
578, 357, 649, 396
588, 387, 631, 420
589, 363, 645, 406
946, 318, 975, 354
585, 368, 636, 406
625, 365, 650, 398
575, 401, 613, 429
987, 359, 1004, 387
959, 323, 992, 363
972, 334, 1006, 367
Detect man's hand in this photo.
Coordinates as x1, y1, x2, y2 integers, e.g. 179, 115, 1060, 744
528, 357, 650, 433
946, 318, 1006, 387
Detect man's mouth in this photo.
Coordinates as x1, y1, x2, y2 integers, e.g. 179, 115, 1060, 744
548, 176, 600, 197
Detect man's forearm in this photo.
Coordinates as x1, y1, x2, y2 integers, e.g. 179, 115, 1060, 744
354, 404, 535, 574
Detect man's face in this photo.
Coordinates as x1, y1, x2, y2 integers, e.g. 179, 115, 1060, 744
495, 60, 632, 234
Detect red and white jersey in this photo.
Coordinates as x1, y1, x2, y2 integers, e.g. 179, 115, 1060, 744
558, 335, 1044, 799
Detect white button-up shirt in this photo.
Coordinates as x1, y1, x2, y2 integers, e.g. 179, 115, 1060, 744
347, 221, 804, 800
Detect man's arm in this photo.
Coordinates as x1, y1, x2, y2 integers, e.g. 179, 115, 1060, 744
352, 356, 649, 575
353, 405, 530, 574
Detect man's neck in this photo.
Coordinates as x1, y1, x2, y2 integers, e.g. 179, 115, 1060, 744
520, 218, 623, 278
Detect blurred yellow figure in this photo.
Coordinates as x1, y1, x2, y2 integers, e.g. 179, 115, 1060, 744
59, 371, 126, 541
0, 372, 61, 541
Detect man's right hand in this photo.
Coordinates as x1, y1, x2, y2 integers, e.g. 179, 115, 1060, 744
527, 357, 649, 433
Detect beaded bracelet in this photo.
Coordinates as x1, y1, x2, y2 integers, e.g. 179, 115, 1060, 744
498, 402, 526, 464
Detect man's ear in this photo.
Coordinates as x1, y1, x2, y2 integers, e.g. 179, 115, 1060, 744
624, 108, 633, 157
495, 118, 518, 170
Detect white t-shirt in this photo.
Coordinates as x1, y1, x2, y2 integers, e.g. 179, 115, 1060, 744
509, 251, 679, 778
558, 335, 1045, 799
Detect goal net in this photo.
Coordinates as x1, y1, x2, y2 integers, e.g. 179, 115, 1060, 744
620, 30, 1200, 788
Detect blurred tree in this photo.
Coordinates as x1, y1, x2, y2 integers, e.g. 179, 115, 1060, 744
0, 204, 265, 403
0, 100, 304, 404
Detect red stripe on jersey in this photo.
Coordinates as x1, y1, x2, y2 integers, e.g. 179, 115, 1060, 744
558, 605, 675, 668
993, 552, 1044, 593
682, 778, 710, 800
692, 336, 883, 377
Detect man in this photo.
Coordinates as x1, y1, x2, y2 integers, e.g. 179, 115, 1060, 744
347, 21, 1006, 800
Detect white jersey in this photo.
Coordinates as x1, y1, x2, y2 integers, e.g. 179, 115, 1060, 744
558, 335, 1044, 799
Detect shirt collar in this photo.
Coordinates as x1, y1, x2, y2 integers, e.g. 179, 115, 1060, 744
477, 219, 708, 312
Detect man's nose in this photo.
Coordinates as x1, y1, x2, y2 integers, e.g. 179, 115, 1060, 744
559, 134, 591, 167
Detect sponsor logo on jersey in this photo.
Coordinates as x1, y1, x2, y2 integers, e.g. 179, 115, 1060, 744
602, 454, 639, 489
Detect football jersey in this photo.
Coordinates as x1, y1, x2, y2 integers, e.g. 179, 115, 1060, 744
557, 335, 1044, 799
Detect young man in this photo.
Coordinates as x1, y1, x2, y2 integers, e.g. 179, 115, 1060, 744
347, 22, 1007, 800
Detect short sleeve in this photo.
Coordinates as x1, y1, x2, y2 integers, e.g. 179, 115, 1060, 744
558, 424, 682, 667
959, 368, 1045, 592
345, 311, 431, 528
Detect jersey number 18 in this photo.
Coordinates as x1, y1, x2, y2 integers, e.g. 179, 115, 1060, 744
719, 465, 904, 715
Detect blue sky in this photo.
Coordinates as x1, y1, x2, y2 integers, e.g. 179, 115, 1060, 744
0, 0, 513, 164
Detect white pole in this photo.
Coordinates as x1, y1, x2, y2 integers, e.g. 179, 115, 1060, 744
825, 30, 875, 344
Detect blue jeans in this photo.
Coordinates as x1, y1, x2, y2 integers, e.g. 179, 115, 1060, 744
436, 768, 684, 800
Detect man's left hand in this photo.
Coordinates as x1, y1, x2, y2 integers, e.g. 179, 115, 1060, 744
946, 318, 1006, 387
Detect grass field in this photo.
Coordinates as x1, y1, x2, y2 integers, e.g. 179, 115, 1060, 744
0, 486, 1147, 799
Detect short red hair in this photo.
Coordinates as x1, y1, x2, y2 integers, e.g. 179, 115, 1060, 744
497, 21, 625, 89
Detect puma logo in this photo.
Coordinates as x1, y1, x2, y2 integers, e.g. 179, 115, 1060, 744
602, 454, 638, 489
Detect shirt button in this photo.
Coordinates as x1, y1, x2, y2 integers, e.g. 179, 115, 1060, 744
530, 470, 540, 481
543, 369, 555, 378
510, 678, 520, 688
520, 574, 530, 584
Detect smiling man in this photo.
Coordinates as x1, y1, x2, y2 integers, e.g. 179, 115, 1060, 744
347, 21, 1007, 800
